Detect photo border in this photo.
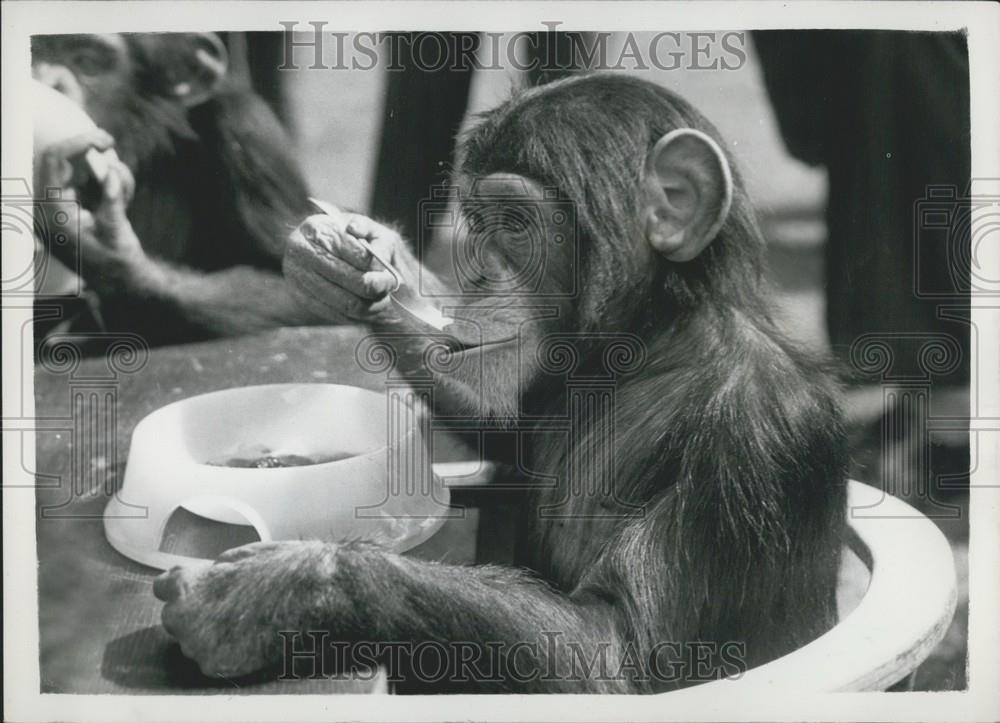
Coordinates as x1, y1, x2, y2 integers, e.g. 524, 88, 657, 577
3, 2, 998, 721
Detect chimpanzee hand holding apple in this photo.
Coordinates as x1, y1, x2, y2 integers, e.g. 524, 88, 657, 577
34, 127, 151, 294
32, 78, 151, 293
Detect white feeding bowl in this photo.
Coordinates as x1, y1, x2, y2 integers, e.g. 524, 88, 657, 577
104, 384, 450, 570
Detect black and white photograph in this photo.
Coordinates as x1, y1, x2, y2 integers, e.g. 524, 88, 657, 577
2, 2, 998, 721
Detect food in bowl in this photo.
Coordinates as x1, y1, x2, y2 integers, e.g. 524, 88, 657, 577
208, 452, 355, 468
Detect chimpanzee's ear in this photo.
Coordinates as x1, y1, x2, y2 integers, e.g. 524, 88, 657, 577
642, 128, 733, 262
169, 33, 228, 107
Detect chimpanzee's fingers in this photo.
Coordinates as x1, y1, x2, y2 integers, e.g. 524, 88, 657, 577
112, 158, 135, 205
298, 265, 373, 320
159, 605, 178, 637
103, 164, 124, 207
88, 166, 131, 247
360, 269, 397, 298
216, 541, 282, 564
35, 129, 115, 204
344, 216, 403, 267
297, 214, 344, 248
343, 214, 405, 265
285, 259, 356, 322
310, 247, 395, 300
36, 147, 74, 192
288, 227, 391, 301
153, 563, 209, 602
100, 162, 137, 219
45, 128, 115, 165
153, 568, 182, 602
344, 214, 397, 243
310, 247, 383, 299
285, 246, 333, 316
79, 209, 96, 239
297, 215, 370, 270
291, 263, 391, 322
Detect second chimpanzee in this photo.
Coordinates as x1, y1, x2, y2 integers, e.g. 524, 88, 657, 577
154, 74, 848, 692
32, 33, 320, 345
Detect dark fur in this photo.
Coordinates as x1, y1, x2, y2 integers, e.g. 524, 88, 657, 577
32, 33, 317, 344
155, 74, 847, 694
331, 75, 848, 692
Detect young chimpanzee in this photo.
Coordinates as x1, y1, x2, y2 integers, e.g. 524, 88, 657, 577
154, 74, 847, 692
32, 33, 320, 344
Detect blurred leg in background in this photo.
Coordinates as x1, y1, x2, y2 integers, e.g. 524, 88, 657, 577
369, 32, 481, 249
754, 30, 971, 503
221, 32, 292, 125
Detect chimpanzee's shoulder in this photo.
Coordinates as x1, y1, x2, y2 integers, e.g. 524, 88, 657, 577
183, 86, 313, 257
189, 86, 289, 141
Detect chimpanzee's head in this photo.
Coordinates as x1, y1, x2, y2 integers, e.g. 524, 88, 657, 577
31, 33, 229, 167
441, 74, 762, 414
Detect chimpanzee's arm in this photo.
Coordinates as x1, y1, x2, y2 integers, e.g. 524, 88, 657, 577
190, 88, 314, 264
316, 542, 631, 693
89, 89, 323, 343
155, 539, 632, 693
94, 261, 322, 345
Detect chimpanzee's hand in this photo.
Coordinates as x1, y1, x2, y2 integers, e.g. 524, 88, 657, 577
154, 541, 341, 678
34, 128, 147, 290
284, 211, 413, 324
